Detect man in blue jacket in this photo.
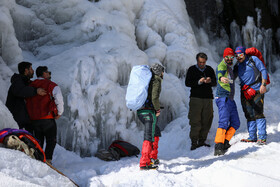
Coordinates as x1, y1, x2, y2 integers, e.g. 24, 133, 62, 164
235, 46, 268, 145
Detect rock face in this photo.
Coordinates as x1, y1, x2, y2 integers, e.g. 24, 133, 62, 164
184, 0, 280, 72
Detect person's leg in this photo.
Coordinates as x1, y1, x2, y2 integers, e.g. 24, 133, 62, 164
31, 120, 45, 148
150, 124, 160, 160
137, 110, 157, 169
253, 93, 266, 142
44, 119, 57, 160
224, 100, 240, 149
199, 98, 213, 146
23, 123, 34, 135
227, 100, 240, 140
188, 97, 203, 150
214, 97, 229, 156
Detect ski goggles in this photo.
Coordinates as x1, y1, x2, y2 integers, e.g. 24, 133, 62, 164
235, 53, 244, 58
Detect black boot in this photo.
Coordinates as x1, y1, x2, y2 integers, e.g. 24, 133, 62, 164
214, 143, 225, 156
198, 139, 210, 147
140, 163, 158, 170
224, 140, 231, 151
190, 140, 198, 150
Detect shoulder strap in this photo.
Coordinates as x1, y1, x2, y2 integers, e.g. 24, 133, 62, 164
247, 57, 262, 87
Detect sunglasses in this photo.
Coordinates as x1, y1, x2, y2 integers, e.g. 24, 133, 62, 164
235, 53, 244, 58
225, 56, 234, 59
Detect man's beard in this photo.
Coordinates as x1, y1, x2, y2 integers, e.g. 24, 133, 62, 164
226, 61, 233, 65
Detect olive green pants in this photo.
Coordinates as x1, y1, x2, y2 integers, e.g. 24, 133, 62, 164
188, 97, 213, 142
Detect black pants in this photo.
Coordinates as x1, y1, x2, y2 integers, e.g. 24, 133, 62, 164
137, 109, 161, 142
241, 90, 265, 121
18, 122, 33, 135
31, 119, 57, 160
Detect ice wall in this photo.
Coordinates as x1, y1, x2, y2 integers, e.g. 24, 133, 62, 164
0, 0, 199, 156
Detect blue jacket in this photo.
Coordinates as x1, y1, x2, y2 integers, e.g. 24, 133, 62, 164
237, 56, 268, 90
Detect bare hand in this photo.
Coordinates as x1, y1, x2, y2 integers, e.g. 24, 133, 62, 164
156, 110, 160, 117
55, 115, 61, 119
204, 77, 211, 83
37, 88, 47, 96
199, 77, 206, 84
259, 85, 267, 94
220, 77, 229, 84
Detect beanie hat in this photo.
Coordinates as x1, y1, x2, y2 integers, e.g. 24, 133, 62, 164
235, 46, 246, 54
223, 48, 235, 58
151, 63, 165, 76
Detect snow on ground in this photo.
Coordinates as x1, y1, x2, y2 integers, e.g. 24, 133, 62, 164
1, 0, 280, 186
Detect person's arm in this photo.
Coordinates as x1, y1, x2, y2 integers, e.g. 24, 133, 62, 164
253, 56, 268, 94
151, 77, 161, 116
52, 86, 64, 118
217, 63, 229, 84
10, 78, 37, 98
185, 66, 204, 87
253, 56, 268, 81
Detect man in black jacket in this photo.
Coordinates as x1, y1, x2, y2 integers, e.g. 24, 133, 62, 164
185, 53, 217, 150
6, 61, 46, 132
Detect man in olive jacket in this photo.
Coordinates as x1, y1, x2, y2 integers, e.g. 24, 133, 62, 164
185, 53, 217, 150
137, 63, 164, 170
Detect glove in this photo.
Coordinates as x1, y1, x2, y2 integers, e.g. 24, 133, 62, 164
242, 84, 256, 100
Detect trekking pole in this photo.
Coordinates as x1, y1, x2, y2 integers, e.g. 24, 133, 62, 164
45, 162, 79, 187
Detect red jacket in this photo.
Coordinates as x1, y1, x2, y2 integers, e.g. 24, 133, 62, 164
26, 78, 57, 120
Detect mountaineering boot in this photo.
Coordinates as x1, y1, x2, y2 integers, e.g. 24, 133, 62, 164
140, 163, 158, 170
257, 139, 266, 145
224, 140, 231, 151
214, 143, 225, 156
150, 136, 159, 160
151, 158, 160, 165
198, 139, 210, 147
240, 138, 257, 143
190, 139, 198, 150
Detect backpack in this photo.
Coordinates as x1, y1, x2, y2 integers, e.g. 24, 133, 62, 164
126, 65, 152, 111
95, 140, 140, 161
245, 47, 270, 85
95, 149, 120, 161
0, 128, 46, 162
109, 140, 140, 157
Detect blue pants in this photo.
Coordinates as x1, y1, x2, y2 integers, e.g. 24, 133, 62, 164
241, 91, 266, 140
216, 97, 240, 130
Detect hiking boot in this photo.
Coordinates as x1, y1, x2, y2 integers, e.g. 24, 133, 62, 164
241, 138, 257, 143
224, 140, 231, 151
190, 141, 198, 151
257, 139, 266, 145
151, 158, 160, 165
140, 163, 158, 170
198, 140, 210, 147
214, 143, 225, 156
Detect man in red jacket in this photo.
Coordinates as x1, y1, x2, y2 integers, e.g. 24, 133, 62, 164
26, 66, 64, 164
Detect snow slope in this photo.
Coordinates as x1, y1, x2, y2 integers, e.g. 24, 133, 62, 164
1, 0, 280, 186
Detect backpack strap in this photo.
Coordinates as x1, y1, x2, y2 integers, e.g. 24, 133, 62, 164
110, 142, 129, 156
247, 57, 262, 87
